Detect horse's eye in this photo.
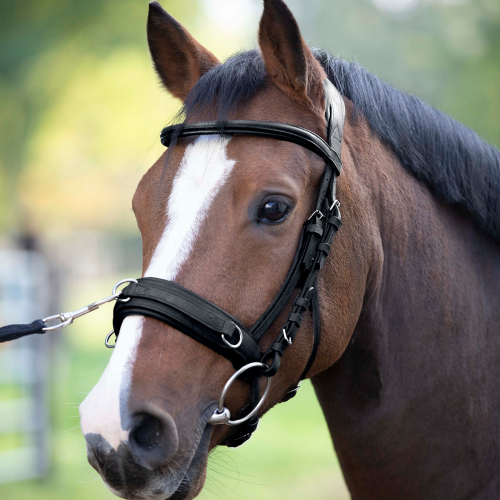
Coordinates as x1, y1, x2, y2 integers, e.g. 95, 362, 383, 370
259, 200, 289, 224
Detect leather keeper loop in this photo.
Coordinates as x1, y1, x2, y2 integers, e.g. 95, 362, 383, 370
288, 312, 303, 325
317, 242, 331, 254
306, 223, 324, 237
271, 342, 287, 356
294, 297, 310, 309
328, 215, 342, 230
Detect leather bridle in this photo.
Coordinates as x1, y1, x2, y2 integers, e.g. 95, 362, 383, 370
0, 79, 345, 448
113, 79, 345, 446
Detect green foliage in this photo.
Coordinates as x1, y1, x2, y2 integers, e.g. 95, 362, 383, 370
0, 0, 197, 230
293, 0, 500, 145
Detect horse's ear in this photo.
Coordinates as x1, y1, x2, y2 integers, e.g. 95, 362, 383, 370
147, 2, 220, 102
258, 0, 326, 113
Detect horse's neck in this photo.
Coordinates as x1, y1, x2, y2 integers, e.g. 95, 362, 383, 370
313, 114, 500, 499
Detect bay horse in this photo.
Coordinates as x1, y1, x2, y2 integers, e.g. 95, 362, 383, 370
79, 0, 500, 499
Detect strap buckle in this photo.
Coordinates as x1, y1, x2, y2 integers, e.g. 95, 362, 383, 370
329, 199, 340, 213
282, 327, 293, 345
307, 209, 325, 221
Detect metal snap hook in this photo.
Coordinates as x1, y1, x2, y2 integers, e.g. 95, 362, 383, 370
42, 313, 74, 332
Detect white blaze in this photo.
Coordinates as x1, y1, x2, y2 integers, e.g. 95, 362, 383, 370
80, 136, 235, 448
79, 316, 143, 449
146, 135, 235, 279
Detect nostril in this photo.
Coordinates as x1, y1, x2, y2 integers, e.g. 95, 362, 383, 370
128, 408, 179, 468
130, 414, 163, 451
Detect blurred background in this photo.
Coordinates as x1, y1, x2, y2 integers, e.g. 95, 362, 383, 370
0, 0, 498, 499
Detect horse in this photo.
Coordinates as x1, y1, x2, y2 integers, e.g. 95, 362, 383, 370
79, 1, 500, 499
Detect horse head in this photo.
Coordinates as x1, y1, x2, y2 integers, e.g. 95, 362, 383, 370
79, 1, 364, 498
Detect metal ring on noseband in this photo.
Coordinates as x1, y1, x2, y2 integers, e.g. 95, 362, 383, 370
221, 324, 243, 349
208, 362, 272, 427
113, 278, 138, 302
105, 330, 116, 348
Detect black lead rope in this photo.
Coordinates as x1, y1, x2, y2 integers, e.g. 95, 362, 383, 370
0, 320, 46, 342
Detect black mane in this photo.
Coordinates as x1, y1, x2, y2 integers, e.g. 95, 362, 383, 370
183, 49, 500, 242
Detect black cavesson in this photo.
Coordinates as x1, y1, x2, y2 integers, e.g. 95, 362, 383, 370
113, 79, 345, 446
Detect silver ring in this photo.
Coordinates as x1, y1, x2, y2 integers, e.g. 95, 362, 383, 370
112, 278, 138, 302
207, 361, 272, 427
105, 330, 116, 348
221, 324, 243, 349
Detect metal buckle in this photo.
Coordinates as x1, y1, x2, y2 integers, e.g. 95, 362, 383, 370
307, 209, 325, 221
207, 362, 272, 427
330, 199, 340, 213
282, 327, 293, 345
221, 324, 243, 349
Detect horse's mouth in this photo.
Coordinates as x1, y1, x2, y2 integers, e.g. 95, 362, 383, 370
168, 425, 213, 500
87, 415, 215, 500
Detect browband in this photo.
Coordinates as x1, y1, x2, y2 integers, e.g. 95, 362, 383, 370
160, 120, 342, 177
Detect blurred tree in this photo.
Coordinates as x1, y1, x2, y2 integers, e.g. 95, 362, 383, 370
289, 0, 500, 145
0, 0, 499, 234
0, 0, 197, 231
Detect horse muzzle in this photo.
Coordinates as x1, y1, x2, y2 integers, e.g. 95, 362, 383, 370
83, 406, 213, 500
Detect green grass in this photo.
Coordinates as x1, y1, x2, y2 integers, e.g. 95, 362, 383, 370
0, 277, 349, 499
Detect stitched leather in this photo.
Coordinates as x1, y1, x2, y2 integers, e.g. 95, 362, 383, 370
161, 120, 342, 176
114, 278, 261, 370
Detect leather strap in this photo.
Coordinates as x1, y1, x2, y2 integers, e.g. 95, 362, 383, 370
114, 278, 261, 370
161, 120, 342, 176
300, 286, 322, 380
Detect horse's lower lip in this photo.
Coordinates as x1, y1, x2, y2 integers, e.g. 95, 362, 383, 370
167, 423, 213, 500
168, 477, 189, 500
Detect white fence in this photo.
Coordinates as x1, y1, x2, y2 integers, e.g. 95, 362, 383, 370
0, 248, 53, 483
